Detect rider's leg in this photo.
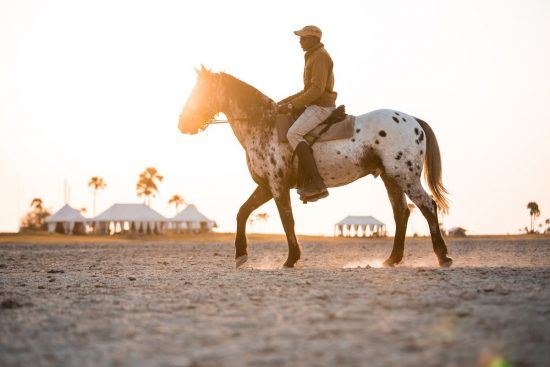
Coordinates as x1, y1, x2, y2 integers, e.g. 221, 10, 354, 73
294, 142, 328, 200
287, 105, 333, 200
286, 105, 333, 148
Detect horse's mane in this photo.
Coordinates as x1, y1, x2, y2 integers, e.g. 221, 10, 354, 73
219, 73, 275, 124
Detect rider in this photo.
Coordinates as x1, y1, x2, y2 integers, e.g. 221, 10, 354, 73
278, 25, 337, 202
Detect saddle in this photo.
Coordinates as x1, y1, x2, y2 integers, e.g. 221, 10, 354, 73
276, 105, 355, 145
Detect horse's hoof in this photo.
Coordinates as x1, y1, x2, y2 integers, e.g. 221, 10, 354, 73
282, 261, 298, 269
235, 255, 248, 268
383, 258, 400, 267
439, 257, 453, 268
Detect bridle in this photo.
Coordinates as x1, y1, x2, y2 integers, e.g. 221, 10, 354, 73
204, 116, 253, 127
199, 75, 255, 128
193, 74, 270, 129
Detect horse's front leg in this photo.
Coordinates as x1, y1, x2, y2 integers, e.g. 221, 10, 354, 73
235, 185, 273, 268
272, 189, 301, 268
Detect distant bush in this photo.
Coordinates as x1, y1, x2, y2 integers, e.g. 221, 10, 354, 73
19, 198, 51, 232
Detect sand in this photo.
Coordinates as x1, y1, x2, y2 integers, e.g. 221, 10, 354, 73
1, 233, 549, 367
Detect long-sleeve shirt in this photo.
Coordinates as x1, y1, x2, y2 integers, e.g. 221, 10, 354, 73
280, 42, 337, 109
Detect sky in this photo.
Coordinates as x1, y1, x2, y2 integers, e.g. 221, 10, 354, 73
1, 0, 549, 236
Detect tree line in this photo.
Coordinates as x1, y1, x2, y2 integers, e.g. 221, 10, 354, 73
20, 177, 547, 234
20, 167, 188, 231
524, 201, 549, 234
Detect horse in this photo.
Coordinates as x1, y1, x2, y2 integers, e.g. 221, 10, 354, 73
178, 66, 453, 269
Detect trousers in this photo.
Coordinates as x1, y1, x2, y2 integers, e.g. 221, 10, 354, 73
286, 105, 335, 150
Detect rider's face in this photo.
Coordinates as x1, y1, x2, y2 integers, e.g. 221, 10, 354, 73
299, 36, 320, 51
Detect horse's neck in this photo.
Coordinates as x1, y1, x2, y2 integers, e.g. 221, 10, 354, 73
223, 100, 274, 150
226, 113, 265, 150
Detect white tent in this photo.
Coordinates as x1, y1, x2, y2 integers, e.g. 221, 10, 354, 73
45, 204, 89, 234
93, 203, 167, 235
335, 215, 386, 237
170, 204, 217, 233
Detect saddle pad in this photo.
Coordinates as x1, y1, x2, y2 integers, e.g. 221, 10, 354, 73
276, 114, 355, 144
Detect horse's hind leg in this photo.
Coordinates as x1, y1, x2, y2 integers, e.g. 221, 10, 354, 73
272, 189, 301, 268
381, 175, 410, 267
406, 181, 453, 267
235, 185, 273, 268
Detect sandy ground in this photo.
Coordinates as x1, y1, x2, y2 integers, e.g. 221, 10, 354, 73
1, 233, 550, 367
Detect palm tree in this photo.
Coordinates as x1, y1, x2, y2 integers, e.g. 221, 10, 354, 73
31, 198, 44, 211
168, 194, 186, 215
254, 212, 270, 233
88, 176, 107, 216
247, 217, 255, 233
437, 207, 447, 235
527, 202, 540, 233
255, 212, 269, 222
407, 203, 416, 236
136, 167, 163, 206
20, 198, 51, 231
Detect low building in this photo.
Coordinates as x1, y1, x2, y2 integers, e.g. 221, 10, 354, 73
169, 204, 217, 233
335, 215, 386, 237
93, 203, 167, 235
45, 204, 89, 234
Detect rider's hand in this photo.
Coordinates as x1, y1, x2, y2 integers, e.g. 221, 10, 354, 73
277, 103, 291, 114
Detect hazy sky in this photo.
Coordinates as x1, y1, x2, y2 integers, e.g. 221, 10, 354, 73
1, 0, 549, 235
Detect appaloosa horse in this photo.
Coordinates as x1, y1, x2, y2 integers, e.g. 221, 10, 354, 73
178, 66, 453, 268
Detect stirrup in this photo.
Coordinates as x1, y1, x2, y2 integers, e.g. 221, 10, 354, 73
300, 189, 329, 204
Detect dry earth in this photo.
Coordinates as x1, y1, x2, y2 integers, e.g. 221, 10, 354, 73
1, 233, 550, 367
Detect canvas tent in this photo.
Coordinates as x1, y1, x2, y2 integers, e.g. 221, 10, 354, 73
45, 204, 89, 234
93, 203, 167, 235
170, 204, 217, 233
335, 215, 386, 237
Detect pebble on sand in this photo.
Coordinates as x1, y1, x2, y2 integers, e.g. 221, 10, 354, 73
1, 299, 22, 309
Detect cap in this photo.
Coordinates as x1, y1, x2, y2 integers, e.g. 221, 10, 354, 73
293, 25, 322, 39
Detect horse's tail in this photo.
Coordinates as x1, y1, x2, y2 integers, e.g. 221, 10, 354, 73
415, 117, 450, 213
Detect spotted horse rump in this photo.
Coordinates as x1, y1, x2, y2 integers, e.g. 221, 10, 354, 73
178, 66, 453, 269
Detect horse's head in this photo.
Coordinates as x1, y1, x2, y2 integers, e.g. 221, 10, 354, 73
178, 65, 223, 135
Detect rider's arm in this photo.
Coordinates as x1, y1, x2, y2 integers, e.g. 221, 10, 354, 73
278, 92, 302, 105
288, 54, 330, 109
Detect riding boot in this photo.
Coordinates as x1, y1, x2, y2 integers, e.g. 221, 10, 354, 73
295, 142, 329, 202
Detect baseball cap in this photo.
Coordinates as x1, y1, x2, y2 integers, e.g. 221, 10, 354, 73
293, 25, 322, 39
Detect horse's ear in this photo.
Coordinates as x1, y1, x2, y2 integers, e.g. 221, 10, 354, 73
194, 66, 200, 75
200, 64, 213, 74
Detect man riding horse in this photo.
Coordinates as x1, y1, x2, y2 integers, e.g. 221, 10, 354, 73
178, 29, 453, 268
277, 25, 337, 203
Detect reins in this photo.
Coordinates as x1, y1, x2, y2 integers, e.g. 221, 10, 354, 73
206, 119, 229, 125
204, 117, 252, 128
